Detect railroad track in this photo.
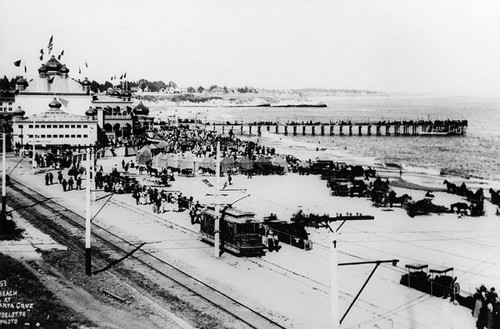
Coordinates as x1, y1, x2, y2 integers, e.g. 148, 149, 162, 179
7, 179, 287, 329
111, 198, 333, 293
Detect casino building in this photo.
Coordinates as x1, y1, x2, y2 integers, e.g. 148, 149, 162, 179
11, 55, 153, 147
15, 55, 93, 117
12, 98, 98, 148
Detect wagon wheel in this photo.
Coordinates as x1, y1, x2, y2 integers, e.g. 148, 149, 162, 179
453, 282, 460, 295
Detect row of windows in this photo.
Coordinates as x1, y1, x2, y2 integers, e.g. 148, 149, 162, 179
1, 108, 13, 112
21, 124, 89, 129
0, 102, 13, 106
28, 134, 89, 139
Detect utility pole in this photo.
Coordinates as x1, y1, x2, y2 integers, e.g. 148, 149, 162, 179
214, 140, 220, 258
326, 214, 375, 328
32, 119, 36, 174
85, 146, 92, 275
330, 225, 339, 329
1, 130, 6, 215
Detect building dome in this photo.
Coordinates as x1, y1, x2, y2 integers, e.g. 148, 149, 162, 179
85, 106, 97, 116
133, 101, 149, 115
48, 98, 62, 109
13, 106, 25, 117
45, 55, 63, 72
82, 77, 91, 86
16, 77, 28, 86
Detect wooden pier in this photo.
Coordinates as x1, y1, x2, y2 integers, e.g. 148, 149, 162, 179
185, 120, 468, 137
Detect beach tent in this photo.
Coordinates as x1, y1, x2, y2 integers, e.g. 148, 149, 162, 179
179, 154, 197, 170
220, 157, 236, 173
137, 145, 149, 154
152, 154, 161, 167
136, 148, 152, 165
154, 153, 169, 169
255, 155, 271, 164
157, 140, 169, 149
199, 157, 216, 170
166, 154, 179, 168
271, 155, 288, 172
297, 161, 310, 168
237, 156, 254, 170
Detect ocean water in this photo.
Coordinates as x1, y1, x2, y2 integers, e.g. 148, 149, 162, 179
154, 95, 500, 183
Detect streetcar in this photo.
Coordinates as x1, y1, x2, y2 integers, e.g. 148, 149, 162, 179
200, 205, 265, 256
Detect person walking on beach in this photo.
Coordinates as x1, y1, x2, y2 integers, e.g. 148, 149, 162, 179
57, 171, 63, 184
68, 177, 74, 191
49, 172, 54, 185
45, 173, 49, 185
62, 179, 67, 192
228, 173, 233, 186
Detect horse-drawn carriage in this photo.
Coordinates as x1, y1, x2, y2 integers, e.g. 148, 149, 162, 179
400, 264, 459, 298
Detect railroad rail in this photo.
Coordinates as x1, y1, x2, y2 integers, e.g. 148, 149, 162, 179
7, 179, 287, 329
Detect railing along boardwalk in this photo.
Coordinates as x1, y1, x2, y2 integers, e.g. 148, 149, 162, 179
183, 120, 468, 137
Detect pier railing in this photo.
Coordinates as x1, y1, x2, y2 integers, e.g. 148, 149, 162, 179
180, 120, 468, 137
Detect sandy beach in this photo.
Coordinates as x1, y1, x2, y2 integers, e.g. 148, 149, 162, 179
3, 146, 499, 329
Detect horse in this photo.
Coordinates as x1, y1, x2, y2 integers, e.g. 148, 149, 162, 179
489, 188, 500, 206
138, 165, 147, 175
388, 194, 412, 208
167, 166, 181, 174
349, 185, 366, 197
147, 165, 159, 177
450, 202, 469, 214
443, 180, 457, 194
364, 167, 376, 178
457, 182, 468, 196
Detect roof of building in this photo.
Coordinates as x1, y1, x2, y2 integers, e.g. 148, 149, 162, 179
48, 98, 62, 109
21, 99, 95, 122
22, 76, 88, 95
133, 101, 149, 115
16, 77, 28, 86
26, 108, 95, 122
25, 56, 89, 95
44, 55, 64, 72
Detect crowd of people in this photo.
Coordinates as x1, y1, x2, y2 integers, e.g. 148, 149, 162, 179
472, 285, 499, 329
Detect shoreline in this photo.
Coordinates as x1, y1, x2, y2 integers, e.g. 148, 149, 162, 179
4, 150, 498, 329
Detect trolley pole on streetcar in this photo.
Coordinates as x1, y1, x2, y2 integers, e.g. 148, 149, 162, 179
85, 146, 92, 275
214, 140, 221, 258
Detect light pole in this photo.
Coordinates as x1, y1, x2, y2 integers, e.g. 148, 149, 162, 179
32, 118, 36, 174
214, 140, 220, 258
1, 130, 6, 215
85, 145, 92, 275
330, 225, 339, 329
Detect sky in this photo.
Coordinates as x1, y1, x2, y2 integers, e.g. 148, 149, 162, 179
1, 0, 500, 96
